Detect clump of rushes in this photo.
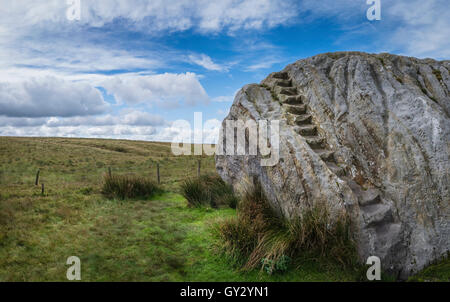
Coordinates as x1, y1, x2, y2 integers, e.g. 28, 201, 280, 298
216, 181, 357, 273
180, 175, 238, 209
101, 174, 160, 200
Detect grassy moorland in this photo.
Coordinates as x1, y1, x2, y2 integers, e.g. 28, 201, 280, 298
0, 137, 448, 281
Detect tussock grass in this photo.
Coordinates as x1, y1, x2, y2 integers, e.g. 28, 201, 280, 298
216, 181, 358, 273
101, 174, 160, 200
181, 175, 238, 209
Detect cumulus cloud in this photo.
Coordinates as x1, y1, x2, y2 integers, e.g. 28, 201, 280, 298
0, 117, 49, 127
0, 77, 108, 118
0, 111, 167, 128
1, 0, 448, 144
101, 73, 209, 106
120, 111, 167, 126
0, 124, 159, 140
48, 111, 166, 127
0, 109, 170, 142
154, 118, 221, 144
0, 116, 221, 144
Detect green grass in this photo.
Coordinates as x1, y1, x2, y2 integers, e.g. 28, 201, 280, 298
102, 174, 160, 200
181, 174, 238, 208
0, 137, 447, 281
407, 256, 449, 282
216, 182, 359, 274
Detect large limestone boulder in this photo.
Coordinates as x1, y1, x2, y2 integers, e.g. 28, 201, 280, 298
215, 52, 449, 279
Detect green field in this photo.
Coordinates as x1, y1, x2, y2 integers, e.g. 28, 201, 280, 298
0, 137, 448, 281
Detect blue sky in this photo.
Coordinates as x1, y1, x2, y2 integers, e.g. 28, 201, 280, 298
0, 0, 448, 142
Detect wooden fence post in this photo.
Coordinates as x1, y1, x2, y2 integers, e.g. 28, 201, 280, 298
35, 169, 40, 185
108, 167, 112, 177
41, 183, 45, 196
197, 160, 201, 177
157, 163, 160, 184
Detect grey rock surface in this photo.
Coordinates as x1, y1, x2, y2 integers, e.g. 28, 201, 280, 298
215, 52, 449, 279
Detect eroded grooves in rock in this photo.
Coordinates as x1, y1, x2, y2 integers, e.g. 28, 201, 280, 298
216, 52, 449, 279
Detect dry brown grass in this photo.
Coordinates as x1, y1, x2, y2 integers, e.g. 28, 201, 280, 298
217, 181, 358, 272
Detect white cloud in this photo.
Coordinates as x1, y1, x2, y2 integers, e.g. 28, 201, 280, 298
245, 58, 283, 71
0, 1, 300, 82
154, 118, 221, 144
298, 0, 364, 20
45, 116, 115, 127
0, 117, 49, 127
212, 89, 240, 103
188, 54, 225, 71
0, 111, 166, 128
45, 111, 167, 127
0, 124, 159, 140
212, 96, 234, 103
295, 0, 450, 59
1, 0, 448, 144
0, 116, 221, 144
0, 35, 162, 80
194, 0, 298, 33
101, 73, 209, 107
0, 0, 299, 33
217, 109, 230, 116
120, 111, 167, 126
0, 109, 170, 142
387, 0, 450, 58
0, 77, 108, 118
